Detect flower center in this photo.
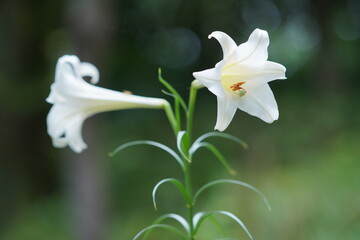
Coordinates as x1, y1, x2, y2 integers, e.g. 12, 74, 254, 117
230, 82, 247, 97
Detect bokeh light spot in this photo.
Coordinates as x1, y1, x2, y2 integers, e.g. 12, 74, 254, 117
242, 0, 282, 31
147, 28, 201, 69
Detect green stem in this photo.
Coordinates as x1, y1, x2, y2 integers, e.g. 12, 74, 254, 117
183, 161, 194, 240
186, 80, 199, 142
175, 97, 181, 130
183, 80, 202, 240
165, 79, 201, 239
163, 101, 180, 136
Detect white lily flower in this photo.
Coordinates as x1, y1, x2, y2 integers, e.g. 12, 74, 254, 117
47, 55, 167, 153
193, 29, 286, 131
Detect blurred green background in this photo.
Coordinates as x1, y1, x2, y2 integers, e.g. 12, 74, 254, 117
0, 0, 359, 239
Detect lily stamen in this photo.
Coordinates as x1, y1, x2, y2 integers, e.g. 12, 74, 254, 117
230, 82, 246, 91
230, 82, 247, 96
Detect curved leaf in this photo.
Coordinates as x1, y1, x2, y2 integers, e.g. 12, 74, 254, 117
133, 224, 187, 240
193, 211, 253, 240
193, 179, 271, 211
190, 142, 236, 175
143, 214, 190, 240
216, 238, 240, 240
158, 68, 187, 111
152, 178, 188, 210
154, 213, 190, 233
161, 90, 175, 98
190, 132, 248, 154
208, 216, 228, 237
177, 131, 190, 162
110, 140, 184, 170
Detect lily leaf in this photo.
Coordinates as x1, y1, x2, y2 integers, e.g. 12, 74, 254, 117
208, 215, 228, 237
190, 132, 248, 154
190, 142, 236, 175
177, 131, 190, 162
193, 179, 271, 211
110, 140, 184, 170
154, 213, 190, 233
216, 238, 240, 240
133, 224, 187, 240
143, 213, 190, 240
158, 68, 187, 111
161, 90, 175, 97
193, 211, 253, 240
152, 178, 189, 210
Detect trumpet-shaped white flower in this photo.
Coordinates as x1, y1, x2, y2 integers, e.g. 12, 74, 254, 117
47, 55, 167, 153
193, 29, 286, 131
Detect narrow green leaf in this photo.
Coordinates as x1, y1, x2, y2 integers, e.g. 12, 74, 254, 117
190, 142, 236, 175
190, 132, 248, 154
215, 211, 253, 240
152, 178, 188, 210
193, 211, 253, 240
215, 238, 240, 240
176, 131, 190, 162
161, 90, 175, 97
193, 179, 271, 211
158, 68, 187, 111
154, 214, 190, 233
110, 140, 184, 170
133, 224, 187, 240
208, 216, 228, 237
143, 213, 190, 240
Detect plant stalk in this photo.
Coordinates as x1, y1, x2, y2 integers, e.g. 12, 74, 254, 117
184, 80, 201, 239
186, 80, 199, 142
163, 101, 180, 136
183, 160, 195, 240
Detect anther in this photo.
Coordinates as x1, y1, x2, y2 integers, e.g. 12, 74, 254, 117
230, 82, 247, 96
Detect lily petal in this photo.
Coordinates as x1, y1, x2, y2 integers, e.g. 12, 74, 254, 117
227, 28, 269, 68
208, 31, 237, 60
193, 65, 225, 97
231, 84, 279, 123
215, 96, 237, 131
47, 104, 74, 138
66, 114, 88, 153
225, 61, 286, 89
78, 62, 100, 84
245, 61, 286, 88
